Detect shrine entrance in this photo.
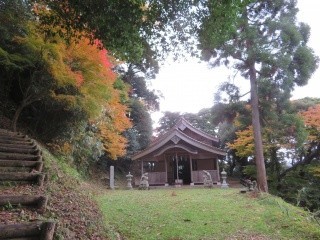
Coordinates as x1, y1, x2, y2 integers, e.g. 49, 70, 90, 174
167, 154, 191, 185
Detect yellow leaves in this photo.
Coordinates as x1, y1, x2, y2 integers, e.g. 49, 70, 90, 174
99, 102, 132, 159
98, 89, 132, 160
227, 125, 274, 158
227, 126, 255, 157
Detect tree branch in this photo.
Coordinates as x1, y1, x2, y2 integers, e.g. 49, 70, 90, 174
278, 143, 320, 179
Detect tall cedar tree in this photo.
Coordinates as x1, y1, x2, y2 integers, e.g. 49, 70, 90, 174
198, 0, 318, 192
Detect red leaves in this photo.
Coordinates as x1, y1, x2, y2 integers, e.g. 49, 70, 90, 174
300, 104, 320, 141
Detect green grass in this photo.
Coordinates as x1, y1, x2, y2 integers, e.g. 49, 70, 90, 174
97, 188, 320, 240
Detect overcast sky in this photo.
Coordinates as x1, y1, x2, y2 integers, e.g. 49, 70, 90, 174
150, 0, 320, 124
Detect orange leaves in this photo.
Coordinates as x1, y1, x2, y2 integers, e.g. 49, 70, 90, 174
67, 39, 132, 159
300, 104, 320, 130
11, 19, 132, 160
48, 36, 119, 118
99, 99, 132, 160
64, 38, 115, 86
41, 30, 132, 159
74, 71, 84, 87
300, 104, 320, 141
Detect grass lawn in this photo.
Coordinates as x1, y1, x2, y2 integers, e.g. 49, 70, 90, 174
97, 188, 320, 240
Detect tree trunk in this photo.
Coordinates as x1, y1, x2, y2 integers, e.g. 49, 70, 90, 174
248, 63, 268, 192
12, 103, 25, 132
11, 92, 37, 132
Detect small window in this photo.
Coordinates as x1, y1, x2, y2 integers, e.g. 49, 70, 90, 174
144, 161, 156, 172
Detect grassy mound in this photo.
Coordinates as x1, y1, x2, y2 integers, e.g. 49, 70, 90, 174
97, 188, 320, 240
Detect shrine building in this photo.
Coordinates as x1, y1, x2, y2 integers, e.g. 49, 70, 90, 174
132, 118, 226, 186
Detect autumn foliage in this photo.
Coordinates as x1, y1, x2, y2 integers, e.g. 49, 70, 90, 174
300, 104, 320, 141
18, 23, 132, 160
62, 39, 132, 159
227, 126, 255, 157
227, 125, 275, 158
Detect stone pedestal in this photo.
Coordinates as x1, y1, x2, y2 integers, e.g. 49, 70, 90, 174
175, 179, 183, 187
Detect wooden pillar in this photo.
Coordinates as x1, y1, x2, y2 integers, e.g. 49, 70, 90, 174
141, 160, 144, 174
189, 155, 194, 186
164, 157, 168, 186
175, 153, 179, 180
216, 157, 220, 182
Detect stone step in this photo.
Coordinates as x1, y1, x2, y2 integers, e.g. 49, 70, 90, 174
0, 146, 40, 155
0, 129, 25, 137
0, 160, 43, 171
0, 166, 43, 173
0, 195, 48, 213
0, 138, 33, 145
0, 172, 45, 186
0, 166, 31, 173
0, 134, 29, 141
0, 142, 37, 150
0, 153, 41, 161
0, 221, 55, 239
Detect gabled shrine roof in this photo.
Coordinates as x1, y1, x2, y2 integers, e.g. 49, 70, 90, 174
132, 118, 226, 160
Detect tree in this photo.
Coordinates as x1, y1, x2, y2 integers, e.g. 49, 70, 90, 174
276, 104, 320, 212
117, 64, 160, 112
30, 0, 199, 62
198, 0, 318, 192
129, 99, 153, 150
278, 104, 320, 175
155, 112, 181, 136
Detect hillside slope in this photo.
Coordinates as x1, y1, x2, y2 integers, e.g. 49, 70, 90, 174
0, 137, 108, 239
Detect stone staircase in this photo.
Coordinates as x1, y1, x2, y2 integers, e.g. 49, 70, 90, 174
0, 129, 55, 239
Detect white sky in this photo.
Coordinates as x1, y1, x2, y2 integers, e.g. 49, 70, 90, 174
150, 0, 320, 125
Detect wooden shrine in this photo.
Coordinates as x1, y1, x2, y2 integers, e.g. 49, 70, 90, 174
132, 118, 226, 186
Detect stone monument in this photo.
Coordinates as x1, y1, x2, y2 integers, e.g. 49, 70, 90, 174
110, 166, 115, 190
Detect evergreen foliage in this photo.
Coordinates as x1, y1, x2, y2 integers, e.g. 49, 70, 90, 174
197, 0, 319, 192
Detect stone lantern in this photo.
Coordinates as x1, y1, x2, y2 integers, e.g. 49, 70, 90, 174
221, 168, 229, 188
126, 172, 133, 190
